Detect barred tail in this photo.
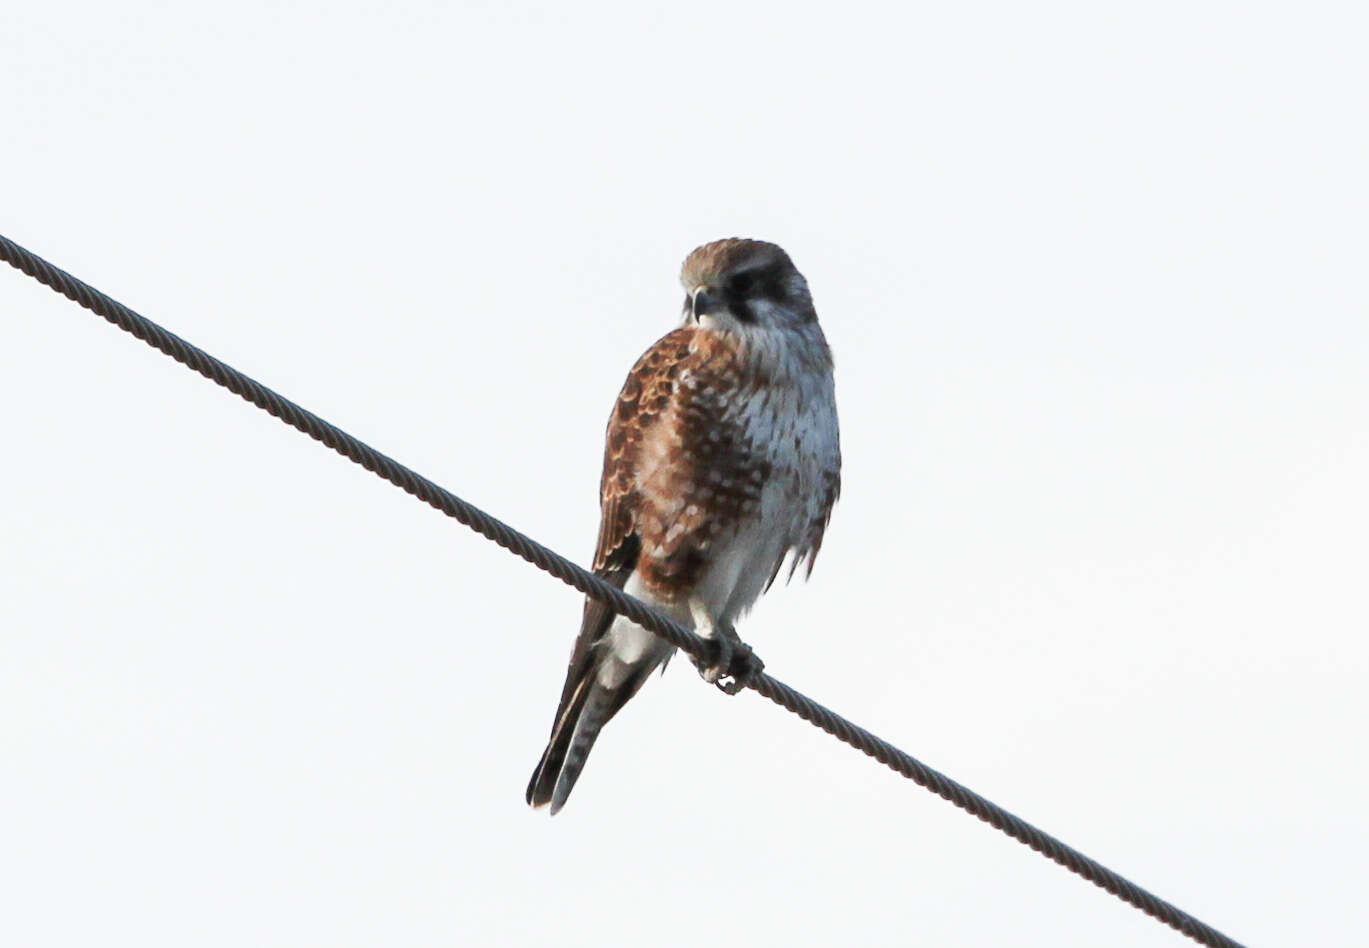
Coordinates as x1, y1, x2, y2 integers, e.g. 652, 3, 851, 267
526, 678, 613, 815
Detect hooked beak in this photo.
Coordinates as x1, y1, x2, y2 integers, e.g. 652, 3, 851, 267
690, 284, 720, 321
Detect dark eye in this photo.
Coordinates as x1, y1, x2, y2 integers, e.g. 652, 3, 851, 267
729, 272, 756, 296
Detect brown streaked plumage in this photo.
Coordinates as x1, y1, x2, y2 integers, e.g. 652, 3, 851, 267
527, 238, 841, 814
602, 328, 776, 597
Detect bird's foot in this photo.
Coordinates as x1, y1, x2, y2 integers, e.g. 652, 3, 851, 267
691, 621, 764, 695
692, 632, 733, 688
715, 636, 764, 695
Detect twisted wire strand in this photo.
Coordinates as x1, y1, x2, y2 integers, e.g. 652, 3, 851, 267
1, 233, 1244, 948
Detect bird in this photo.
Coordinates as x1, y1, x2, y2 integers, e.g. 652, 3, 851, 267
526, 238, 841, 814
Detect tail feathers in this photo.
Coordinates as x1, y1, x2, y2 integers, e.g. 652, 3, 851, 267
527, 651, 665, 814
548, 692, 612, 814
526, 679, 613, 815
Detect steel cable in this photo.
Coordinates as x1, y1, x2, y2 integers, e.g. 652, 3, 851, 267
1, 232, 1245, 948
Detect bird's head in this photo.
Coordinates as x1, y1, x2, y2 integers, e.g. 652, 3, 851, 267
679, 238, 817, 333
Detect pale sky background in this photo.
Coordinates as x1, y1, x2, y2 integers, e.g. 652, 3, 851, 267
2, 3, 1366, 946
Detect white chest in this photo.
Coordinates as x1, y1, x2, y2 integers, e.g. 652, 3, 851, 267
703, 375, 839, 620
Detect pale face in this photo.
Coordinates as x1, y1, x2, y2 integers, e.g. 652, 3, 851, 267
680, 251, 816, 333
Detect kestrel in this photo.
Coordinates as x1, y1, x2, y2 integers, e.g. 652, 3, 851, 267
526, 238, 841, 814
